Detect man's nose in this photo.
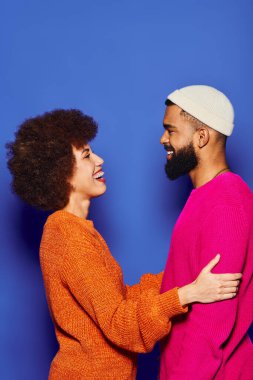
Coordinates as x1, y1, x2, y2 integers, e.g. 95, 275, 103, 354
160, 130, 169, 145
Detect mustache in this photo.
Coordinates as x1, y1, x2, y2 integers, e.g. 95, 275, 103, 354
163, 144, 175, 152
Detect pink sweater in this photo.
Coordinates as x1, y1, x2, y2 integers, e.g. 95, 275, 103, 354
160, 172, 253, 380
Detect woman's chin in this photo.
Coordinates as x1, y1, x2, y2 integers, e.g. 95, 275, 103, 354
91, 185, 107, 199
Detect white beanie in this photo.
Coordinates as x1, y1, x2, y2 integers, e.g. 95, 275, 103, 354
166, 85, 234, 136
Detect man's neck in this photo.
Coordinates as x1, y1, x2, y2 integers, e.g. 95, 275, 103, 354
189, 155, 229, 189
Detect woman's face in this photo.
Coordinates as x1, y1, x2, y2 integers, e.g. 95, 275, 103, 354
69, 144, 106, 200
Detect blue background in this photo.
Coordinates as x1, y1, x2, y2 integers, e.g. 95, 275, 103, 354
1, 0, 253, 379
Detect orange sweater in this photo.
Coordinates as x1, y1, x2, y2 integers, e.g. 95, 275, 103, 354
39, 210, 187, 379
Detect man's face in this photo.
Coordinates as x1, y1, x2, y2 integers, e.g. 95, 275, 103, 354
160, 105, 199, 180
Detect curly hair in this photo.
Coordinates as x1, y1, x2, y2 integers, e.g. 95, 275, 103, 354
6, 109, 98, 211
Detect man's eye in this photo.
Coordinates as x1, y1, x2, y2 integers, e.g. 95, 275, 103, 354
168, 131, 174, 135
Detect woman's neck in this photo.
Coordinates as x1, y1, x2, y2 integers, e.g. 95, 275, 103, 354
63, 194, 90, 219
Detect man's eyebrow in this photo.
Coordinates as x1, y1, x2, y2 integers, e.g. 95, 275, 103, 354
163, 123, 177, 129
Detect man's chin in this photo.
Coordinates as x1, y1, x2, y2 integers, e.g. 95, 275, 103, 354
165, 165, 186, 180
164, 150, 198, 180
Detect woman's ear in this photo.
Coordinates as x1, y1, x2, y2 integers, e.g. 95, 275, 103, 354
197, 127, 210, 148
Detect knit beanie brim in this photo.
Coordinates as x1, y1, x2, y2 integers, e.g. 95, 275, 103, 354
167, 85, 234, 136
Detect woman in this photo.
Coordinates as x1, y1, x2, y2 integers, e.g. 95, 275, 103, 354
7, 109, 241, 379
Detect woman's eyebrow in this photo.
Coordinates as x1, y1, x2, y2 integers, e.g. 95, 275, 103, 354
82, 148, 90, 154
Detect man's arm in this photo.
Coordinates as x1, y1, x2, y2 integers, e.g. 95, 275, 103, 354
167, 205, 249, 379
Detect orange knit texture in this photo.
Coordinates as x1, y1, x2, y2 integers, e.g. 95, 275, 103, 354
39, 210, 186, 379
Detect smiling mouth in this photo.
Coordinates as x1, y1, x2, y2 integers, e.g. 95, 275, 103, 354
164, 145, 174, 160
93, 170, 106, 182
166, 150, 174, 160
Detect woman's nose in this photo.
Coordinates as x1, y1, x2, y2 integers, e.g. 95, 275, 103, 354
94, 153, 104, 166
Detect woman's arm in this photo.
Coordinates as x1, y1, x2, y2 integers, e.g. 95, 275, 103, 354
60, 239, 240, 353
125, 272, 163, 300
48, 221, 241, 354
59, 237, 184, 353
126, 255, 241, 305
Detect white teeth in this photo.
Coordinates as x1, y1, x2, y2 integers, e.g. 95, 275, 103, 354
94, 171, 104, 179
167, 151, 173, 155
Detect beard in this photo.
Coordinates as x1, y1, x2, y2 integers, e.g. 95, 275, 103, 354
165, 142, 199, 180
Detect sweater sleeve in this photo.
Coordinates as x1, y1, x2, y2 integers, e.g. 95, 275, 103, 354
125, 272, 164, 300
60, 234, 185, 353
167, 205, 249, 379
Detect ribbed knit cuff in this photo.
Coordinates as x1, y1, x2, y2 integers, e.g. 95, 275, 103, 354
158, 287, 188, 320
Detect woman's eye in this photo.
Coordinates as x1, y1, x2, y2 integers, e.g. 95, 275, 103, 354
84, 154, 90, 159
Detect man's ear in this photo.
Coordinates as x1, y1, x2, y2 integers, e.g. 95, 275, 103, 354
196, 127, 210, 148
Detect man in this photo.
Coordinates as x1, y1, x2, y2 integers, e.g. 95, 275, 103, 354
159, 85, 253, 379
